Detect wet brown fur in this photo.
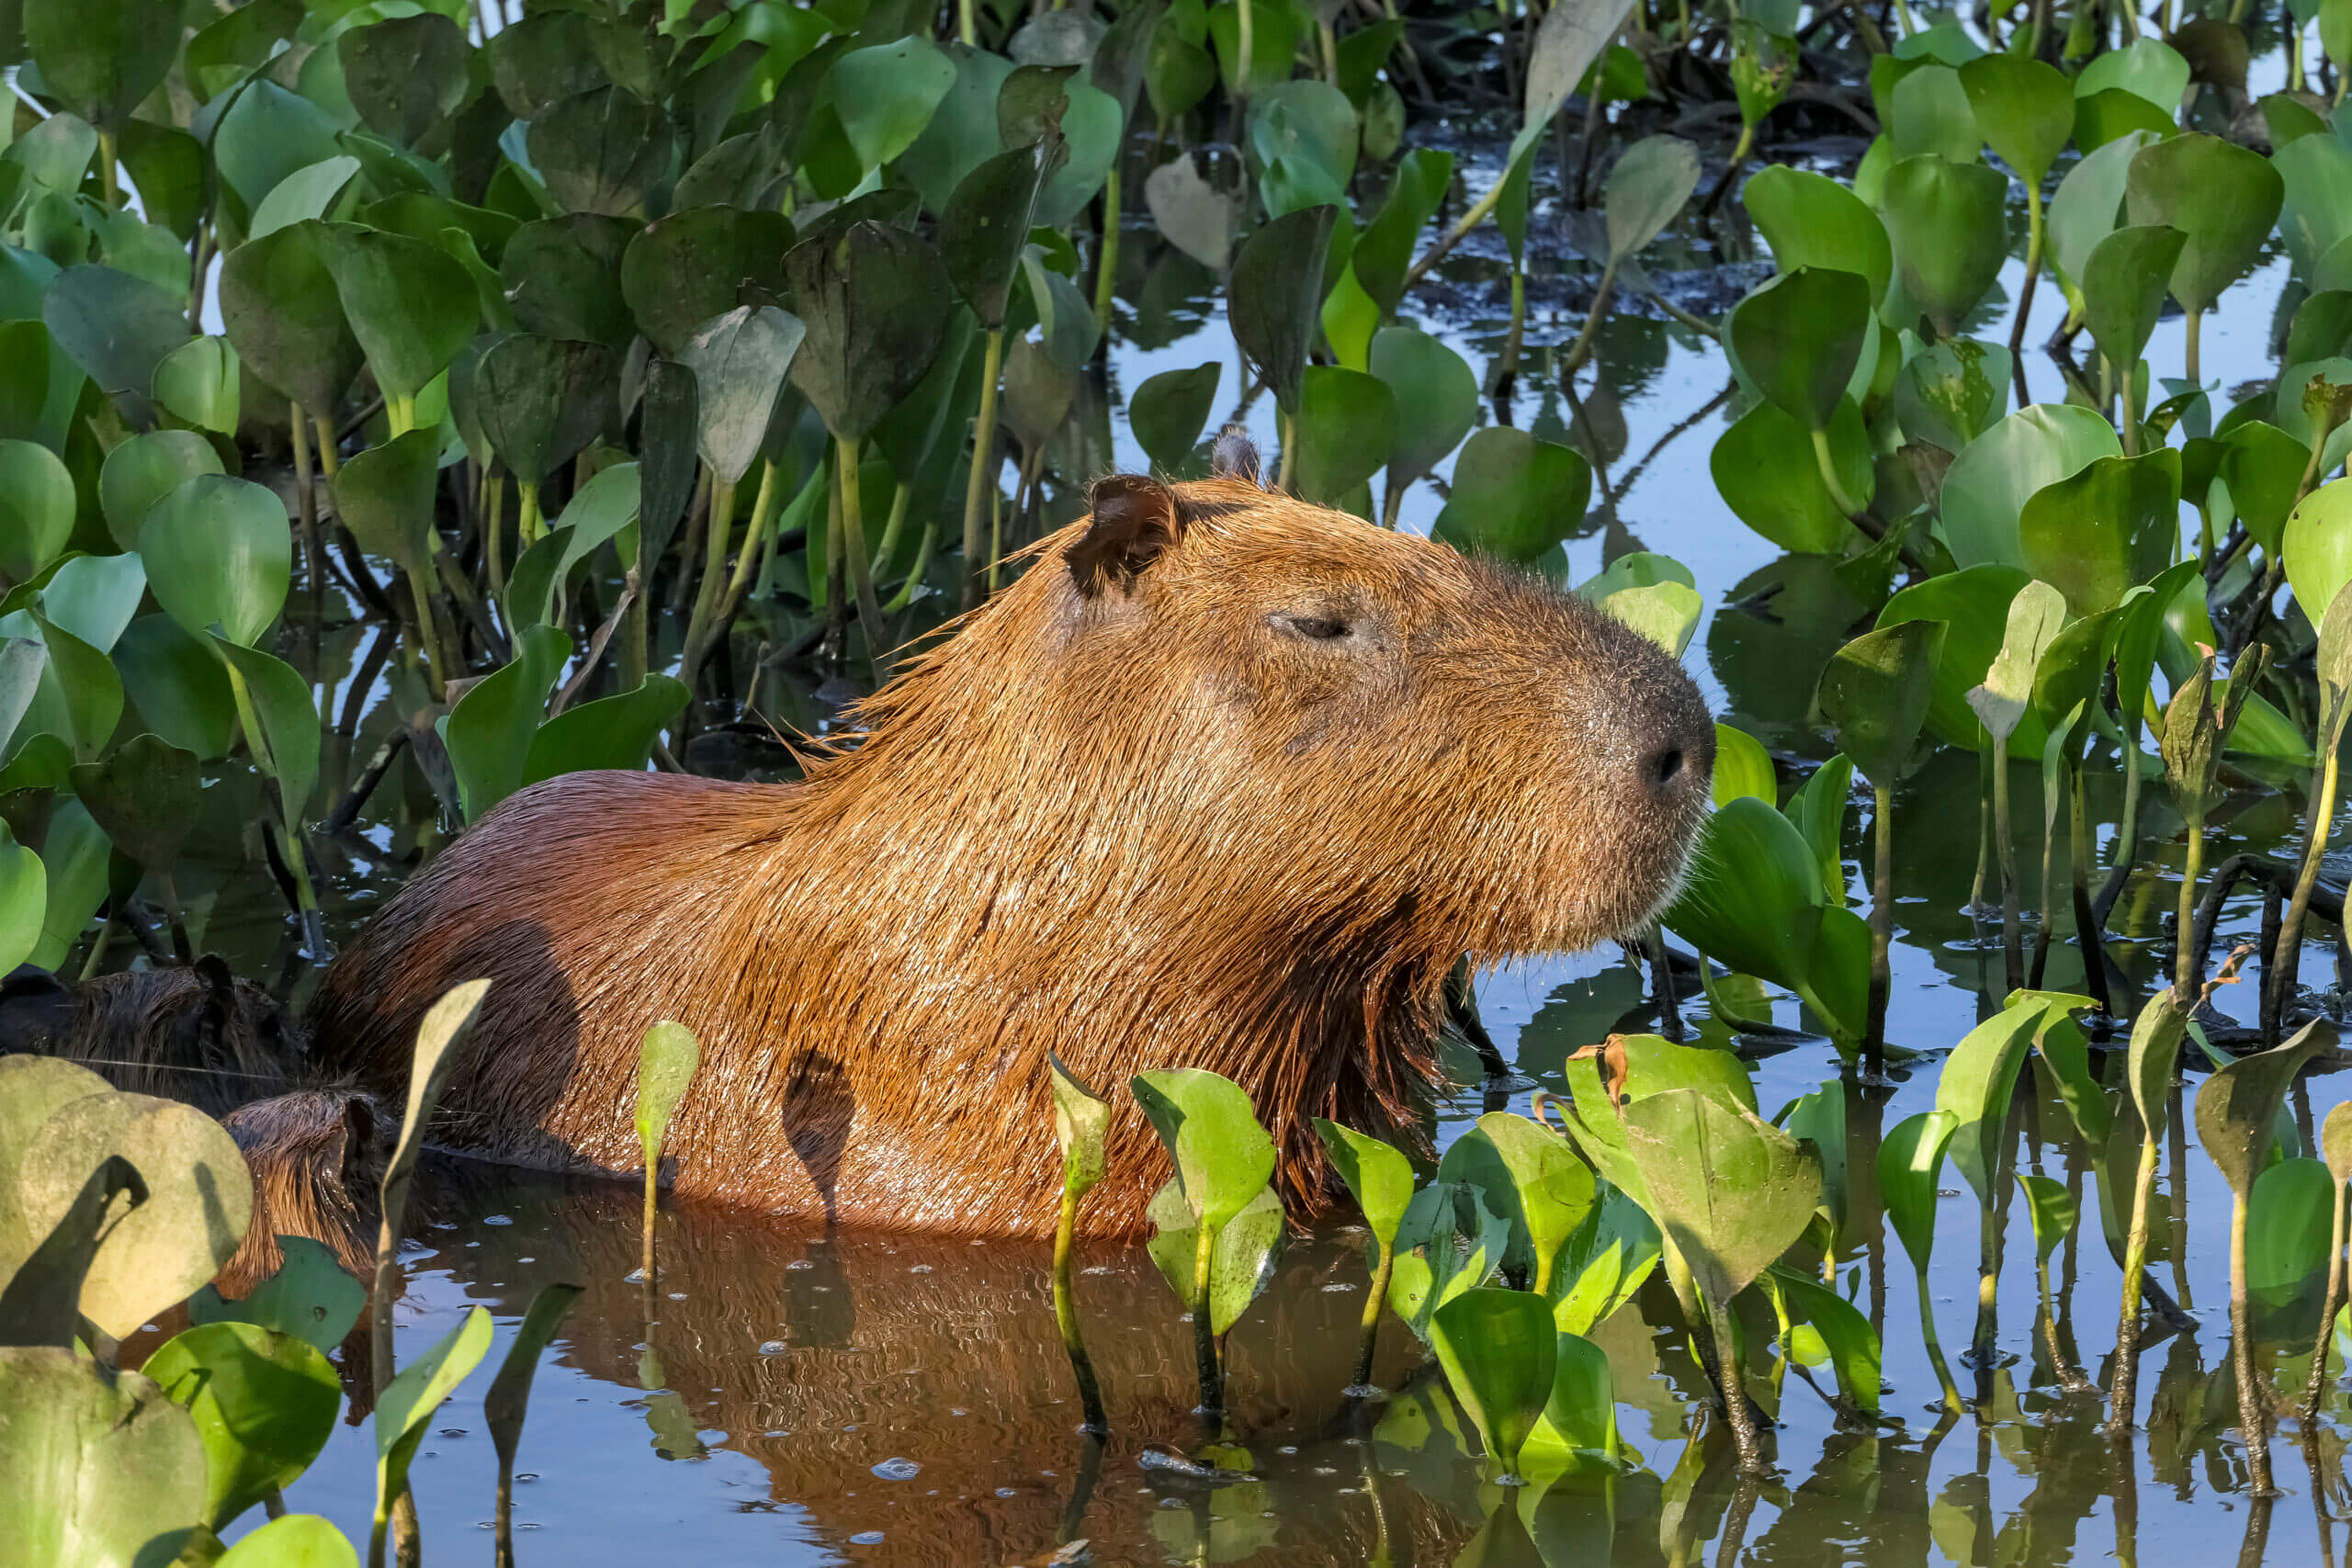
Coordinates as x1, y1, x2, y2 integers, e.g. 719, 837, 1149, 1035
306, 478, 1714, 1235
215, 1090, 382, 1297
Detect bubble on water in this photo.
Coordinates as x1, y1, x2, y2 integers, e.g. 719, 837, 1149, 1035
483, 1214, 512, 1226
759, 1340, 787, 1356
849, 1531, 885, 1545
624, 1268, 647, 1283
949, 1408, 967, 1416
1320, 1281, 1358, 1292
872, 1457, 922, 1481
908, 1264, 932, 1273
1081, 1265, 1111, 1275
1158, 1497, 1187, 1509
438, 1427, 467, 1438
515, 1523, 542, 1531
1277, 1446, 1297, 1455
668, 1292, 686, 1301
786, 1259, 814, 1270
517, 1257, 535, 1264
516, 1473, 538, 1483
995, 1487, 1019, 1498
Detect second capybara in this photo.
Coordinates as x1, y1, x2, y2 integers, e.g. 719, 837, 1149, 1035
297, 454, 1713, 1235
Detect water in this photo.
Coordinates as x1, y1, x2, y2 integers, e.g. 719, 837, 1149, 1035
141, 121, 2352, 1564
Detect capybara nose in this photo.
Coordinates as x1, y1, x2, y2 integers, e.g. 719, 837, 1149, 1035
1638, 711, 1714, 803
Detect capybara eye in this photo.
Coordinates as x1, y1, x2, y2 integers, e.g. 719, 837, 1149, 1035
1274, 613, 1349, 641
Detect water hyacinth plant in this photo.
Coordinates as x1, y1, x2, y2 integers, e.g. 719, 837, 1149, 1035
17, 0, 2352, 1558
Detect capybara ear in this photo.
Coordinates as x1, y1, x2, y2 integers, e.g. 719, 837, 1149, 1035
1210, 423, 1262, 487
1069, 473, 1186, 597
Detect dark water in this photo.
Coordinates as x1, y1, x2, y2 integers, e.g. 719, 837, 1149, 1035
137, 128, 2352, 1564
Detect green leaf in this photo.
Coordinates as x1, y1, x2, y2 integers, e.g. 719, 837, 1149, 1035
1818, 619, 1945, 788
2285, 475, 2352, 631
140, 475, 291, 649
0, 439, 73, 582
1931, 1000, 2050, 1206
153, 336, 241, 435
1052, 1055, 1112, 1198
2081, 224, 2187, 378
834, 35, 957, 170
330, 428, 440, 584
1227, 203, 1338, 415
1890, 64, 1980, 164
17, 1091, 253, 1340
1892, 337, 2009, 454
1965, 578, 2067, 745
634, 1021, 701, 1179
2125, 987, 2192, 1138
1433, 426, 1592, 564
1128, 362, 1221, 473
1130, 1066, 1276, 1231
1546, 1186, 1662, 1336
939, 141, 1059, 331
374, 1305, 494, 1534
338, 13, 471, 151
0, 821, 45, 976
1430, 1287, 1555, 1476
785, 223, 952, 444
2247, 1156, 2334, 1297
322, 225, 480, 404
608, 204, 789, 350
1386, 1180, 1509, 1341
1662, 795, 1826, 987
676, 307, 805, 485
1727, 267, 1871, 431
440, 625, 571, 823
1312, 1119, 1414, 1264
209, 638, 321, 835
520, 676, 688, 787
0, 1347, 204, 1567
187, 1236, 365, 1357
23, 0, 176, 130
1709, 396, 1871, 555
1877, 1109, 1958, 1272
1439, 1112, 1598, 1286
482, 1280, 582, 1499
1293, 366, 1396, 507
2194, 1021, 2337, 1196
1367, 327, 1477, 494
145, 1321, 340, 1533
2219, 421, 2312, 557
1940, 402, 2123, 571
1710, 721, 1775, 806
1744, 164, 1892, 305
474, 334, 617, 487
1351, 148, 1453, 317
1144, 1179, 1285, 1334
101, 431, 225, 554
6, 606, 119, 765
2014, 1172, 2078, 1264
218, 222, 364, 417
1603, 135, 1700, 262
67, 733, 199, 874
2018, 450, 2179, 617
501, 216, 637, 350
2123, 132, 2285, 317
377, 981, 492, 1304
114, 614, 236, 761
41, 264, 191, 424
1881, 154, 2010, 337
1620, 1088, 1822, 1313
1957, 54, 2073, 185
219, 1514, 358, 1568
1768, 1264, 1883, 1413
527, 86, 674, 218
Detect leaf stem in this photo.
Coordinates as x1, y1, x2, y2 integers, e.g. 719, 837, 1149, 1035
2302, 1175, 2348, 1419
2109, 1133, 2161, 1431
1866, 783, 1893, 1074
1094, 162, 1122, 337
1809, 423, 1863, 518
2231, 1190, 2276, 1494
1055, 1185, 1109, 1434
961, 326, 1006, 612
838, 434, 892, 682
1560, 257, 1619, 376
1351, 1244, 1394, 1391
1918, 1265, 1965, 1416
1192, 1219, 1224, 1420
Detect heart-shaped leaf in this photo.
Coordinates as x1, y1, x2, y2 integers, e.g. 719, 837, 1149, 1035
785, 223, 951, 443
145, 1321, 341, 1533
140, 476, 292, 649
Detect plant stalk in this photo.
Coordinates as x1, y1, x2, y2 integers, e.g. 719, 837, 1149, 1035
1918, 1265, 1965, 1415
2109, 1133, 2162, 1431
2231, 1190, 2276, 1494
2303, 1175, 2350, 1419
1560, 258, 1620, 376
1054, 1185, 1109, 1434
1192, 1220, 1224, 1419
1811, 423, 1864, 518
2007, 184, 2043, 362
1351, 1244, 1395, 1392
1094, 163, 1122, 336
1866, 784, 1893, 1075
2267, 728, 2342, 1043
838, 435, 892, 682
2176, 811, 2205, 997
1709, 1299, 1768, 1475
961, 326, 1006, 611
1993, 744, 2022, 990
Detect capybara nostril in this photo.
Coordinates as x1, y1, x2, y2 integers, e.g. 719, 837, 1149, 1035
1646, 745, 1685, 792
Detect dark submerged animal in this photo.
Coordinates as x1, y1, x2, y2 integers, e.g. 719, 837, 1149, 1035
301, 464, 1713, 1235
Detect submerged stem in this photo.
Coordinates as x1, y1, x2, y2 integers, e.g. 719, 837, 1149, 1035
1918, 1266, 1965, 1416
1192, 1220, 1224, 1420
2302, 1176, 2349, 1420
1054, 1186, 1108, 1434
1351, 1245, 1395, 1392
2232, 1190, 2276, 1495
961, 326, 1006, 612
1866, 784, 1893, 1075
2109, 1133, 2162, 1431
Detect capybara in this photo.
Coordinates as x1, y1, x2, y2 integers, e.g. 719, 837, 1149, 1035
297, 454, 1713, 1235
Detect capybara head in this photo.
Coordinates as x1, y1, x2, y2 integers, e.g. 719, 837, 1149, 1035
847, 463, 1714, 964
